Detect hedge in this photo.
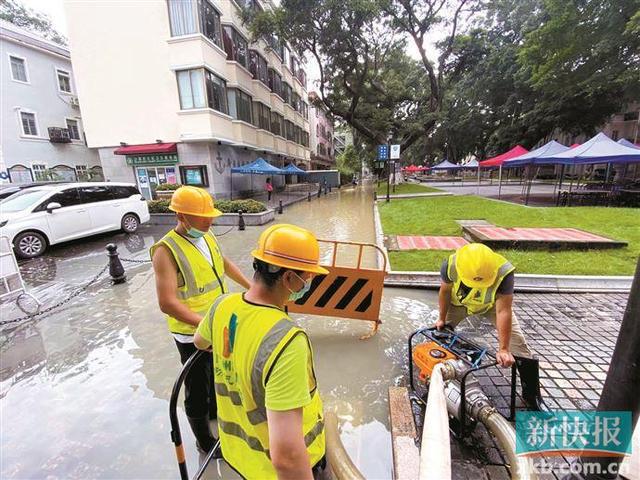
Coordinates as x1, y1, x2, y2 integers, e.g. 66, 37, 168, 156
155, 183, 181, 191
147, 198, 267, 214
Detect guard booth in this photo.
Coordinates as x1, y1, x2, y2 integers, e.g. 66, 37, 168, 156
0, 236, 39, 314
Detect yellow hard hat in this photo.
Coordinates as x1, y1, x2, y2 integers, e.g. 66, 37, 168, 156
169, 186, 222, 217
252, 224, 329, 275
455, 243, 504, 288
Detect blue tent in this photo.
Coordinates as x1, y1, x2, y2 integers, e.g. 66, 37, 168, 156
542, 133, 640, 165
504, 140, 570, 167
282, 163, 308, 175
231, 157, 285, 174
617, 138, 640, 150
431, 159, 461, 170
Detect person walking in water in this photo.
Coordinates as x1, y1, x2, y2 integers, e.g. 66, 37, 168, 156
265, 177, 273, 202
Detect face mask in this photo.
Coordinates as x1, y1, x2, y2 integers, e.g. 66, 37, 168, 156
288, 272, 312, 302
184, 218, 208, 238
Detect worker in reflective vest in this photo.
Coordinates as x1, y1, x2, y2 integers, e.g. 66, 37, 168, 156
151, 186, 251, 453
195, 224, 328, 479
436, 243, 545, 410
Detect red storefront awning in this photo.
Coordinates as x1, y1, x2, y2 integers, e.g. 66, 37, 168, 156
114, 143, 177, 155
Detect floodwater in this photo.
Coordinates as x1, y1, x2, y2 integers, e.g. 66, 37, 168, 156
0, 185, 439, 479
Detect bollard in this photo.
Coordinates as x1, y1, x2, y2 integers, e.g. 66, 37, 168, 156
278, 200, 283, 214
238, 210, 245, 231
106, 243, 126, 284
318, 186, 322, 198
308, 191, 312, 202
324, 185, 328, 196
329, 185, 332, 193
374, 192, 377, 201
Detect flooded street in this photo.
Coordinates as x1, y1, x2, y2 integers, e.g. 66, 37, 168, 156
1, 186, 439, 479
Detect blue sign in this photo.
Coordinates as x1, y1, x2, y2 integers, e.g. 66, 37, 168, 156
516, 411, 632, 457
377, 144, 389, 161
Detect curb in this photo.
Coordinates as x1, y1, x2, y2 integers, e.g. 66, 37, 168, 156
373, 200, 390, 272
383, 192, 452, 199
372, 199, 633, 293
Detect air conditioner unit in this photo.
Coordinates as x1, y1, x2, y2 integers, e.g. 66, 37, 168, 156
70, 96, 80, 109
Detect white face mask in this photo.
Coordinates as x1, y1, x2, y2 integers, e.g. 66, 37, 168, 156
287, 271, 312, 302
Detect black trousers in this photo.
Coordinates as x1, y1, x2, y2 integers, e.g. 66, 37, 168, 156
174, 340, 217, 419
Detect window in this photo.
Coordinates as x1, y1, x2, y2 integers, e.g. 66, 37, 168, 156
79, 186, 114, 203
112, 186, 140, 198
297, 68, 306, 87
167, 0, 198, 36
228, 89, 253, 123
32, 164, 48, 181
292, 92, 301, 113
20, 112, 38, 136
35, 188, 82, 211
252, 102, 271, 130
269, 35, 281, 59
9, 55, 28, 82
268, 68, 282, 98
199, 0, 223, 46
66, 119, 80, 140
180, 165, 209, 187
177, 69, 205, 109
302, 131, 309, 147
282, 82, 292, 105
301, 102, 309, 120
249, 50, 268, 86
222, 26, 248, 69
271, 111, 284, 136
205, 70, 228, 113
290, 56, 299, 77
281, 45, 291, 69
75, 165, 88, 181
285, 120, 294, 141
57, 69, 72, 93
611, 130, 619, 141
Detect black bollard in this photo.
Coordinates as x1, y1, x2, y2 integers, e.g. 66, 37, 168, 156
308, 192, 312, 202
238, 210, 245, 231
324, 185, 327, 196
318, 186, 322, 198
278, 200, 283, 214
329, 185, 332, 193
106, 243, 126, 284
374, 192, 377, 201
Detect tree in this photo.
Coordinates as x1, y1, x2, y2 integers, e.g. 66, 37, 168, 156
0, 0, 67, 45
336, 144, 361, 183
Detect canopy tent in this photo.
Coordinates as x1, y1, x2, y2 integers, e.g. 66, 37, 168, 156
462, 158, 479, 168
542, 133, 640, 165
431, 159, 460, 170
504, 140, 570, 167
618, 138, 640, 150
282, 163, 308, 175
231, 157, 285, 174
403, 164, 429, 173
479, 145, 529, 167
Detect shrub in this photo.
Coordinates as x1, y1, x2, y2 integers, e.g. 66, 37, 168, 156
148, 199, 172, 213
156, 183, 181, 191
215, 199, 267, 213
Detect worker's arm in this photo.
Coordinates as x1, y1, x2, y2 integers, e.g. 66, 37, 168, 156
494, 294, 515, 367
267, 408, 313, 480
152, 245, 202, 328
223, 256, 252, 290
436, 281, 453, 329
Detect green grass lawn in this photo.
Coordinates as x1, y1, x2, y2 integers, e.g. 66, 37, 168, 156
378, 195, 640, 275
375, 182, 441, 196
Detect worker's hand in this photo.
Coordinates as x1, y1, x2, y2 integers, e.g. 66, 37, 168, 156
496, 349, 515, 368
435, 319, 445, 330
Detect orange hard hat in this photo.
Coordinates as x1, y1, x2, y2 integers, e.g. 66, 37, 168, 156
455, 243, 505, 288
252, 224, 329, 275
169, 186, 222, 217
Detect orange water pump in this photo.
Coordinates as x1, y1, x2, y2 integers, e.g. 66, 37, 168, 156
412, 341, 457, 382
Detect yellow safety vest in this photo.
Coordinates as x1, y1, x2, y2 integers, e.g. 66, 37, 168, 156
447, 252, 515, 314
204, 293, 325, 479
150, 229, 226, 335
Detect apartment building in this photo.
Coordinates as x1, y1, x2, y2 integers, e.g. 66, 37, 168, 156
65, 0, 311, 199
0, 21, 101, 184
308, 92, 334, 170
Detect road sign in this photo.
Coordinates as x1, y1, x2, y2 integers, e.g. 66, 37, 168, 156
390, 144, 401, 159
377, 144, 389, 161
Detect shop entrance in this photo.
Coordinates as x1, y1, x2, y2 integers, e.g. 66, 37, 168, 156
135, 166, 178, 199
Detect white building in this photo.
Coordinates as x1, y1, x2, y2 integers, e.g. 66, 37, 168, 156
0, 21, 101, 184
65, 0, 311, 200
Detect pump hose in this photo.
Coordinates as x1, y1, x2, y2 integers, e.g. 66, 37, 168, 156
324, 411, 366, 480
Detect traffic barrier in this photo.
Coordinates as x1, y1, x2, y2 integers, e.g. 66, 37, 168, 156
287, 239, 387, 339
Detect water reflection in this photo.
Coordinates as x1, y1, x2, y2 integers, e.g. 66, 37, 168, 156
1, 186, 440, 479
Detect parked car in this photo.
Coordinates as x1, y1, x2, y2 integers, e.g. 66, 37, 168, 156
0, 182, 150, 258
0, 181, 71, 200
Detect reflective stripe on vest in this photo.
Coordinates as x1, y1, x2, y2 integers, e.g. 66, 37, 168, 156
150, 230, 226, 335
448, 253, 515, 314
205, 293, 325, 479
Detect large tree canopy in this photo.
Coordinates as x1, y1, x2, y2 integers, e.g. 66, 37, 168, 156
0, 0, 67, 45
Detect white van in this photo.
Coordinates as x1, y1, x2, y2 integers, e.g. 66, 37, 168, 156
0, 182, 151, 258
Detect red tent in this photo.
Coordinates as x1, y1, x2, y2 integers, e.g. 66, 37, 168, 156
480, 145, 529, 167
570, 143, 581, 149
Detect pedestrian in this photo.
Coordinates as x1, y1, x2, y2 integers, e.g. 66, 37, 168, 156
435, 243, 545, 410
265, 177, 273, 202
150, 186, 251, 453
194, 224, 328, 479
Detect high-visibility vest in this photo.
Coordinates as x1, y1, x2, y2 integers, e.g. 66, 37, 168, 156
447, 252, 515, 314
150, 229, 226, 335
204, 293, 325, 479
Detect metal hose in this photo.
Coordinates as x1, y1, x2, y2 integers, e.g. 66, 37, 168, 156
479, 407, 537, 480
324, 411, 366, 480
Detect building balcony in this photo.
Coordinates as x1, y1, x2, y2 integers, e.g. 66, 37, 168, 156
48, 127, 71, 143
177, 108, 235, 143
167, 34, 228, 77
270, 93, 285, 114
256, 129, 275, 151
274, 136, 288, 154
225, 61, 254, 93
